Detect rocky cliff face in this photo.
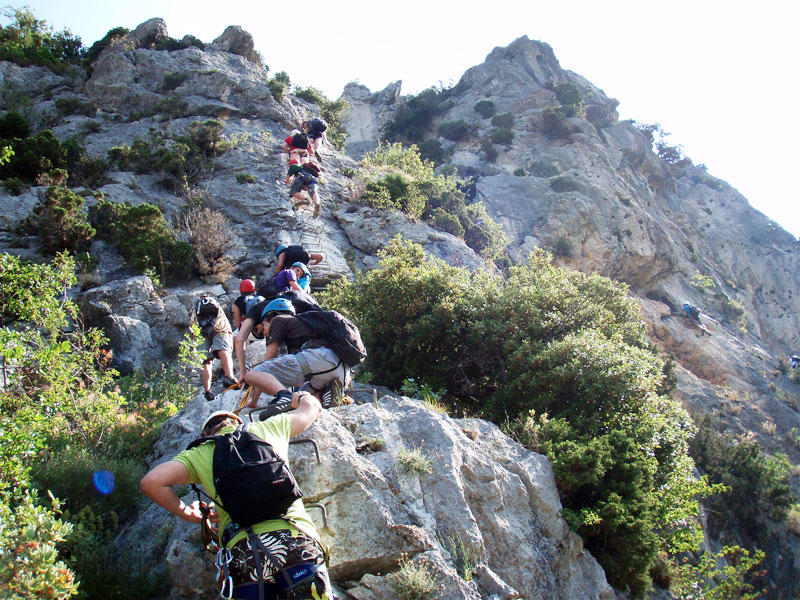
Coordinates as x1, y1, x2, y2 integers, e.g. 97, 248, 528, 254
129, 393, 615, 600
2, 20, 800, 599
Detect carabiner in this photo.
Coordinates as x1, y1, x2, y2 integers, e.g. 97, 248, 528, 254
219, 575, 234, 600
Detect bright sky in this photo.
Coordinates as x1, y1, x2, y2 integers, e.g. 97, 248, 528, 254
13, 1, 800, 238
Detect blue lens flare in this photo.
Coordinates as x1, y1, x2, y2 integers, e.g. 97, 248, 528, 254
93, 470, 115, 495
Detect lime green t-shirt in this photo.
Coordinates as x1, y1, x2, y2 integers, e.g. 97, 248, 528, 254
174, 414, 318, 547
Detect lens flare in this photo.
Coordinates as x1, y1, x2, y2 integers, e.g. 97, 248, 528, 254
93, 469, 115, 495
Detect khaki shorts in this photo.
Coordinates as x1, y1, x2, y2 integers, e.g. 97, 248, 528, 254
252, 347, 346, 394
205, 331, 232, 362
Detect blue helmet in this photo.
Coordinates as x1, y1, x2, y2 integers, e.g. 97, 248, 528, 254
291, 261, 310, 277
276, 245, 288, 258
260, 297, 295, 321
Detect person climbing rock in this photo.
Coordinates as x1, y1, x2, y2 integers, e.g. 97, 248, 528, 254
285, 163, 321, 217
274, 244, 324, 275
301, 117, 327, 161
231, 279, 264, 330
291, 262, 312, 293
273, 264, 305, 294
789, 354, 800, 370
281, 129, 311, 165
139, 400, 333, 600
234, 298, 348, 414
194, 296, 237, 400
683, 302, 711, 335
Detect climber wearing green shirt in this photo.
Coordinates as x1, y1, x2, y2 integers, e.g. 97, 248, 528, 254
140, 393, 332, 600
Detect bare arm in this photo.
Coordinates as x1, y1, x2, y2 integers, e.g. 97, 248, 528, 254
289, 391, 322, 437
289, 280, 303, 292
232, 305, 242, 329
265, 341, 279, 361
274, 253, 286, 275
308, 252, 324, 266
235, 318, 255, 384
140, 460, 204, 523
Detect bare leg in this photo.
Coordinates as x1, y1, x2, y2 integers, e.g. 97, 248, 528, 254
244, 370, 289, 408
218, 350, 234, 379
201, 359, 213, 393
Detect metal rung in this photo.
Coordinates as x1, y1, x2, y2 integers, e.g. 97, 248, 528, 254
289, 438, 321, 464
304, 502, 328, 528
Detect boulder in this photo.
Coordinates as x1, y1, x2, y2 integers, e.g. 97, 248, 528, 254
209, 25, 261, 66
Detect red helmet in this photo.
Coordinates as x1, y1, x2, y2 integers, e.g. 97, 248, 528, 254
239, 279, 256, 293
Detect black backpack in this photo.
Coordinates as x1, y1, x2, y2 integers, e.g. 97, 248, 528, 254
295, 310, 366, 367
291, 133, 309, 148
186, 424, 302, 526
280, 245, 310, 266
307, 118, 327, 134
257, 278, 280, 301
280, 290, 321, 314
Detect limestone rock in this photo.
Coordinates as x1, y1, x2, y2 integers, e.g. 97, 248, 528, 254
342, 81, 402, 158
131, 393, 614, 600
209, 26, 261, 66
128, 18, 169, 48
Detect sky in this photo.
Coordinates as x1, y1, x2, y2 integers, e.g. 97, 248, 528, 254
10, 1, 800, 238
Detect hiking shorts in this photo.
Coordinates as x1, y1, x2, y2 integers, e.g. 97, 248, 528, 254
205, 331, 233, 362
252, 347, 345, 394
289, 176, 317, 197
229, 529, 332, 600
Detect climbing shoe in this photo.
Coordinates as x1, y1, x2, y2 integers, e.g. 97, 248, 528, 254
258, 390, 294, 420
204, 390, 215, 402
321, 379, 344, 409
220, 376, 238, 389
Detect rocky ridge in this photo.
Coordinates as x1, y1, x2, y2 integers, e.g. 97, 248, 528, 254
1, 18, 799, 599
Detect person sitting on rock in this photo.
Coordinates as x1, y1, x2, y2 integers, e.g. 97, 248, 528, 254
139, 402, 333, 600
682, 302, 711, 335
274, 244, 324, 276
194, 296, 237, 400
285, 163, 321, 217
234, 297, 346, 413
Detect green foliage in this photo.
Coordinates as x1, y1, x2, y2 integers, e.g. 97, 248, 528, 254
473, 100, 496, 118
0, 488, 78, 600
416, 138, 450, 164
236, 172, 256, 183
160, 72, 187, 92
490, 113, 514, 128
0, 110, 31, 138
671, 545, 764, 600
89, 199, 195, 283
690, 417, 796, 531
554, 82, 584, 106
55, 97, 97, 117
82, 26, 129, 66
23, 184, 96, 255
323, 239, 711, 595
174, 205, 236, 282
513, 168, 526, 177
552, 236, 573, 257
2, 176, 25, 195
294, 86, 349, 151
357, 143, 507, 261
397, 445, 433, 474
540, 108, 572, 140
0, 7, 85, 70
490, 127, 514, 146
633, 122, 690, 165
437, 119, 472, 142
382, 85, 458, 144
267, 71, 290, 102
550, 176, 580, 193
480, 139, 498, 162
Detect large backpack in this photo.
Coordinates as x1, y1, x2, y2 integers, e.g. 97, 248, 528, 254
295, 310, 366, 367
186, 424, 302, 527
279, 245, 310, 266
291, 133, 309, 149
307, 118, 327, 134
242, 293, 265, 314
302, 161, 322, 177
280, 290, 321, 314
257, 278, 280, 301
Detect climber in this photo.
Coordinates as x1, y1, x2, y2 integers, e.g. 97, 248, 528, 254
273, 265, 305, 294
274, 244, 324, 275
231, 279, 264, 330
234, 297, 346, 414
194, 296, 237, 401
789, 354, 800, 370
139, 401, 333, 600
285, 163, 321, 217
301, 117, 327, 160
682, 302, 711, 335
292, 262, 312, 293
281, 129, 311, 165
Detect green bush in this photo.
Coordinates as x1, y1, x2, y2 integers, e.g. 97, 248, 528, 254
22, 184, 96, 255
383, 86, 457, 144
490, 113, 514, 129
550, 176, 580, 193
552, 236, 573, 257
236, 172, 256, 183
323, 239, 713, 595
0, 110, 31, 138
0, 129, 66, 181
161, 72, 187, 92
473, 100, 496, 118
55, 97, 97, 117
82, 26, 129, 66
490, 127, 514, 146
416, 139, 450, 164
513, 168, 526, 177
2, 176, 25, 195
0, 6, 85, 70
540, 109, 572, 140
89, 199, 195, 282
430, 207, 465, 238
554, 82, 584, 106
480, 139, 498, 162
294, 86, 349, 151
268, 71, 290, 102
357, 143, 508, 261
437, 120, 472, 142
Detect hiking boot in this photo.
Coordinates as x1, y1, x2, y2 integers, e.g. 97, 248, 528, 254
220, 376, 238, 389
312, 203, 320, 218
321, 379, 344, 409
258, 390, 294, 420
204, 390, 215, 402
314, 151, 323, 163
